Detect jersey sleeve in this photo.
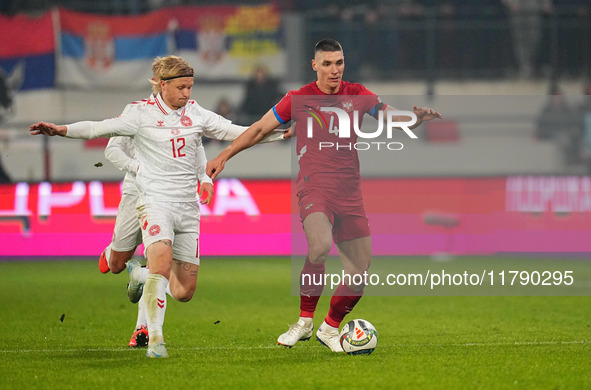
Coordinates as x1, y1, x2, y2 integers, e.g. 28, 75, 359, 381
272, 91, 293, 124
194, 136, 212, 185
66, 104, 140, 139
197, 105, 248, 141
357, 85, 386, 118
104, 136, 139, 176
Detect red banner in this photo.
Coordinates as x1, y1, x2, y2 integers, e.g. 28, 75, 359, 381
2, 177, 591, 257
0, 179, 290, 257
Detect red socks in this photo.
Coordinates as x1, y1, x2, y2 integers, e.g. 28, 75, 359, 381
299, 258, 325, 318
299, 258, 364, 327
325, 283, 363, 328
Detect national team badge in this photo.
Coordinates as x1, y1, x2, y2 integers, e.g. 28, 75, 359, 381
149, 225, 161, 236
342, 100, 353, 112
180, 115, 193, 127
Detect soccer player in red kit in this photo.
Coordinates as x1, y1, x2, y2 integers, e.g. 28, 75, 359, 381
207, 39, 442, 351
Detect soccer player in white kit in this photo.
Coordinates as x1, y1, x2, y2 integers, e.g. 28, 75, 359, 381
98, 57, 194, 348
30, 55, 286, 358
102, 135, 151, 347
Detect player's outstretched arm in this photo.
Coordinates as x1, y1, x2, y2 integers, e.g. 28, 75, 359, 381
384, 105, 442, 130
32, 113, 138, 140
207, 109, 281, 179
29, 122, 67, 137
411, 105, 442, 127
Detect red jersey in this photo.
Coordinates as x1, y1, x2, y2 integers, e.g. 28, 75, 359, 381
273, 81, 384, 194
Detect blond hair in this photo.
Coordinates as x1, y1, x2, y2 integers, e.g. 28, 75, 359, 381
149, 56, 194, 95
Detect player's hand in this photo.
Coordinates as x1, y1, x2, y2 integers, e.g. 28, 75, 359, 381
206, 157, 225, 180
283, 125, 293, 139
29, 122, 66, 136
199, 182, 214, 205
412, 105, 442, 122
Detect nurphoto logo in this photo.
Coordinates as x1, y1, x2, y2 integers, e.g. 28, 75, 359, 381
305, 106, 418, 151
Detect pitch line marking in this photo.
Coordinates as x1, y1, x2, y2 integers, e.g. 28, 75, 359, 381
0, 340, 586, 354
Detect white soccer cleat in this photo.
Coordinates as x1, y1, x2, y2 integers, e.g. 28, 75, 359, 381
277, 318, 313, 348
316, 321, 344, 352
146, 342, 169, 358
126, 259, 143, 304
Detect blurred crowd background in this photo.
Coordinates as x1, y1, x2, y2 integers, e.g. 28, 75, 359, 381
2, 0, 590, 81
0, 0, 590, 183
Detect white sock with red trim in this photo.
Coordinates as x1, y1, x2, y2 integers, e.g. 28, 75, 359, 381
144, 273, 168, 345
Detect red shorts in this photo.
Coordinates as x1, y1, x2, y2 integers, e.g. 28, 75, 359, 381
298, 188, 370, 244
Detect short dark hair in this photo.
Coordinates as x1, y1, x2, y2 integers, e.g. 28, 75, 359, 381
314, 38, 343, 56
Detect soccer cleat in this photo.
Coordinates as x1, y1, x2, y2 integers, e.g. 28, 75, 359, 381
277, 319, 313, 348
146, 342, 169, 358
126, 259, 143, 304
128, 325, 149, 348
99, 249, 110, 274
316, 321, 344, 352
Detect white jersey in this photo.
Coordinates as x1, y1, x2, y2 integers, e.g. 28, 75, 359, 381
67, 93, 245, 203
104, 96, 152, 196
105, 136, 139, 196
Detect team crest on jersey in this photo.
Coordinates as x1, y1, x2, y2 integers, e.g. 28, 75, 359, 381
342, 100, 354, 112
157, 120, 165, 127
149, 224, 161, 236
171, 128, 180, 135
180, 115, 193, 127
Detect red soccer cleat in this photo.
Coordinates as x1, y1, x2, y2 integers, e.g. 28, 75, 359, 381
129, 325, 149, 348
99, 250, 110, 274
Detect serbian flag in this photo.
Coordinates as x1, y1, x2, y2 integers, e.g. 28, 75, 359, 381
58, 8, 171, 89
172, 4, 286, 80
0, 11, 56, 90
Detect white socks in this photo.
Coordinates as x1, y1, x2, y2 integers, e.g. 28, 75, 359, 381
130, 265, 149, 284
133, 267, 172, 331
103, 245, 112, 268
143, 273, 169, 345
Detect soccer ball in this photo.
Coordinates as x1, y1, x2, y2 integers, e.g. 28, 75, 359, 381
339, 319, 378, 355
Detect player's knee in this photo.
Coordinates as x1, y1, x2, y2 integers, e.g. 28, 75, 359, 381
110, 263, 126, 274
308, 242, 331, 264
147, 241, 172, 258
173, 288, 195, 302
109, 250, 134, 273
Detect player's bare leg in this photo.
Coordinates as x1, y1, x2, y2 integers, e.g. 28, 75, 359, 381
316, 236, 371, 352
336, 236, 372, 292
304, 212, 333, 266
144, 241, 173, 358
169, 260, 199, 302
111, 249, 136, 274
100, 245, 130, 273
278, 212, 332, 348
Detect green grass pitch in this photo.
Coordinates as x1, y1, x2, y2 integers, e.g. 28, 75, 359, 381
0, 257, 590, 389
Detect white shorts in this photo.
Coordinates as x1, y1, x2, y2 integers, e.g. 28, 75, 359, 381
137, 201, 201, 265
111, 193, 142, 252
